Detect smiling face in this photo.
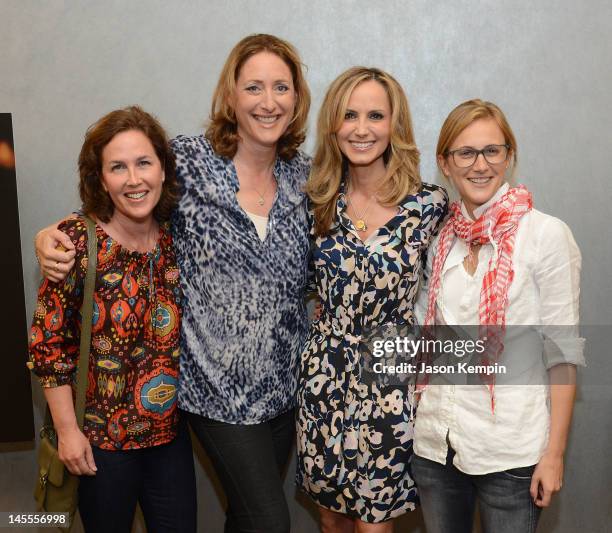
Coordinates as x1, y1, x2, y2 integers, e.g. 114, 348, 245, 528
100, 129, 164, 224
336, 79, 392, 174
232, 51, 297, 150
439, 117, 510, 217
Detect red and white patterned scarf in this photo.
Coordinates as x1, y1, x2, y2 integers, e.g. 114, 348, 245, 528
421, 184, 533, 410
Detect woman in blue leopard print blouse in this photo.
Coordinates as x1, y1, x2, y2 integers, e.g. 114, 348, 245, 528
297, 68, 448, 531
168, 34, 313, 533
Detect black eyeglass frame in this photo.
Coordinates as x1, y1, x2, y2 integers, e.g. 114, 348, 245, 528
445, 144, 511, 168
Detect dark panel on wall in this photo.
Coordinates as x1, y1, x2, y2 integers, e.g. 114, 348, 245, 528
0, 113, 34, 442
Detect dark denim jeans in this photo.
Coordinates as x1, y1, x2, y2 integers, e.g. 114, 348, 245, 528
186, 408, 294, 533
412, 449, 541, 533
78, 417, 197, 533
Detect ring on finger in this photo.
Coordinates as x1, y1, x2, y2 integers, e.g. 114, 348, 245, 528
53, 261, 60, 272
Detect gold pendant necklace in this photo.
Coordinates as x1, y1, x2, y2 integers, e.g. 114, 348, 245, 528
355, 217, 368, 232
349, 190, 375, 232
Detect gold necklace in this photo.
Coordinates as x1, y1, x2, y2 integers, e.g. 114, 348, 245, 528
348, 189, 375, 232
252, 173, 275, 206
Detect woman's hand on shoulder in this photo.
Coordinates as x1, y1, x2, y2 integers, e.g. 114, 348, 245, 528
35, 222, 76, 282
57, 426, 97, 476
530, 451, 564, 507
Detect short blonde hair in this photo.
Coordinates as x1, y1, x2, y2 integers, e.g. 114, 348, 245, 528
206, 34, 311, 160
306, 67, 421, 236
437, 99, 517, 173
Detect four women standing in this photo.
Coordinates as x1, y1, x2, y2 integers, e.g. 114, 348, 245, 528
30, 35, 581, 533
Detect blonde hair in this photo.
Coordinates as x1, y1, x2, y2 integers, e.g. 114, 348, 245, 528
306, 67, 421, 236
206, 34, 311, 160
437, 99, 517, 174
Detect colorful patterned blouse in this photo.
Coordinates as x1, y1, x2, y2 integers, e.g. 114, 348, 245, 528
29, 217, 183, 450
170, 135, 311, 424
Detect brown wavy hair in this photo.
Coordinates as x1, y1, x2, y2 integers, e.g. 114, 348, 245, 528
437, 99, 517, 177
306, 67, 422, 236
78, 106, 178, 223
206, 34, 311, 160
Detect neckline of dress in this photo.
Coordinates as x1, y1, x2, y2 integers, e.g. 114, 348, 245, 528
94, 221, 163, 258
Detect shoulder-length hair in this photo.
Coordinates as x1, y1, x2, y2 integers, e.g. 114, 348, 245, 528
206, 33, 311, 161
78, 105, 178, 223
305, 67, 421, 236
436, 99, 518, 176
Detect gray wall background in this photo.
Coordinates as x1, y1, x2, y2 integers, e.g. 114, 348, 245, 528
2, 1, 611, 531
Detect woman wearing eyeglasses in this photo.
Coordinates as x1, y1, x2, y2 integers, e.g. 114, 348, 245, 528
412, 99, 584, 533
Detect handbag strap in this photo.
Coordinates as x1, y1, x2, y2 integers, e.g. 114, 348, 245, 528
74, 216, 97, 430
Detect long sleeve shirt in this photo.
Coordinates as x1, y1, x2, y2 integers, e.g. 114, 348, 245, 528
29, 217, 183, 450
170, 135, 311, 424
414, 183, 585, 474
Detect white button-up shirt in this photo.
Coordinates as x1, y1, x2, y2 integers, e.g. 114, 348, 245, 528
414, 183, 585, 474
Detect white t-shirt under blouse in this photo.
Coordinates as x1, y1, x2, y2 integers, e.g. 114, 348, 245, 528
414, 183, 585, 474
245, 210, 268, 241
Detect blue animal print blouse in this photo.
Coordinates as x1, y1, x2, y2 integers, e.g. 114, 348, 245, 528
171, 135, 311, 424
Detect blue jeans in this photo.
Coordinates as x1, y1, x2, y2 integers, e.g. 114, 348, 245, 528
186, 408, 294, 533
412, 449, 541, 533
78, 417, 197, 532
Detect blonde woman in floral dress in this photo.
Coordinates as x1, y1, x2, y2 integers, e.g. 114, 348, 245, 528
297, 67, 448, 532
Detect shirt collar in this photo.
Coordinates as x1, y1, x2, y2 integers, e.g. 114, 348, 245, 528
274, 156, 306, 207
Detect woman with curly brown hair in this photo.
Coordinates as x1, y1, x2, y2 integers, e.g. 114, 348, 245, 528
29, 106, 197, 532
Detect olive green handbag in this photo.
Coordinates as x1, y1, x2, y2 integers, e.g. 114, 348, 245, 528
34, 216, 97, 530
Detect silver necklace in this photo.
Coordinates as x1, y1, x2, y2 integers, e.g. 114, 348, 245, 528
253, 173, 275, 206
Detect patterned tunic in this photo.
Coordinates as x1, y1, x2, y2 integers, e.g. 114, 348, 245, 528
29, 217, 182, 450
296, 183, 448, 522
170, 136, 311, 424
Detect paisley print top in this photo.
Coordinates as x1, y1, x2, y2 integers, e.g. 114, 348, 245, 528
29, 217, 182, 450
296, 183, 448, 523
170, 135, 311, 424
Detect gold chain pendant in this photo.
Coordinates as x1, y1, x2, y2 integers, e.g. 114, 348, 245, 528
355, 219, 367, 231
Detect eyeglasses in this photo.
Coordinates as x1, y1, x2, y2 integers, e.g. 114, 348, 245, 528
445, 144, 510, 168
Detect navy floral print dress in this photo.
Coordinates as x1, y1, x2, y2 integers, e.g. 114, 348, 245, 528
296, 183, 448, 522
